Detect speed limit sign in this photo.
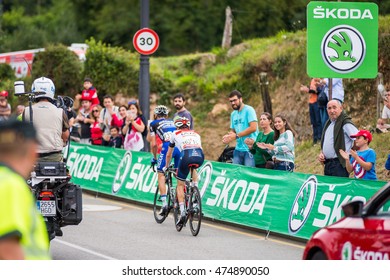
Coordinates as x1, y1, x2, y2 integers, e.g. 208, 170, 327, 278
133, 28, 160, 55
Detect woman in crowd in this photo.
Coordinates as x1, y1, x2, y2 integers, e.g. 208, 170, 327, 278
244, 112, 274, 168
111, 104, 128, 132
122, 101, 145, 151
90, 104, 103, 145
257, 114, 296, 172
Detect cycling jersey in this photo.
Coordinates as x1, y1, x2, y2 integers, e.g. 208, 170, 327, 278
169, 130, 202, 151
0, 165, 50, 260
149, 118, 176, 143
169, 130, 204, 181
149, 118, 180, 172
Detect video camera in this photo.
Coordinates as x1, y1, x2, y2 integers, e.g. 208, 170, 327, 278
14, 80, 74, 119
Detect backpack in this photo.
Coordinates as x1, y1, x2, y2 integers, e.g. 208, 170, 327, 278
218, 145, 235, 163
317, 89, 328, 108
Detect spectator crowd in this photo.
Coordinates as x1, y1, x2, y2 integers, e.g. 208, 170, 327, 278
1, 76, 389, 180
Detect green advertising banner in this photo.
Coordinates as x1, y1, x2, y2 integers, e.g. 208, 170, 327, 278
67, 143, 387, 240
307, 1, 378, 78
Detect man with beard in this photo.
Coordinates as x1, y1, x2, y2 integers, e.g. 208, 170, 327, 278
222, 90, 258, 167
318, 99, 358, 177
173, 93, 194, 129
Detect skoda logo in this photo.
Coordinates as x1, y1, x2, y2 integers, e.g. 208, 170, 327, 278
342, 242, 353, 260
197, 162, 213, 198
322, 25, 366, 73
288, 175, 317, 234
112, 151, 132, 194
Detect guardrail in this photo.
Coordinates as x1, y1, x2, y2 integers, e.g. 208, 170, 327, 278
66, 142, 386, 240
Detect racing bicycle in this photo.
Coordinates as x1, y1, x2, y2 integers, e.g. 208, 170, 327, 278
153, 164, 176, 224
173, 164, 202, 236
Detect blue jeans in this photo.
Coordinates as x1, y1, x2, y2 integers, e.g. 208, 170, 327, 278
274, 161, 295, 172
309, 102, 322, 142
319, 106, 329, 130
233, 150, 255, 167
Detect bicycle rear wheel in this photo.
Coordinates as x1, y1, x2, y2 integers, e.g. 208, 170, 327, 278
153, 186, 170, 224
189, 186, 202, 236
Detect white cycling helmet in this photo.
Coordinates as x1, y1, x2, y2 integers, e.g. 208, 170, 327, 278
31, 77, 55, 100
154, 105, 169, 116
174, 116, 190, 129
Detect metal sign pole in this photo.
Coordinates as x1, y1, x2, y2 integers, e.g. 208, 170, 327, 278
139, 0, 150, 152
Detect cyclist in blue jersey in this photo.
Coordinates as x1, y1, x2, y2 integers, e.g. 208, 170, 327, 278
149, 105, 180, 215
164, 116, 204, 226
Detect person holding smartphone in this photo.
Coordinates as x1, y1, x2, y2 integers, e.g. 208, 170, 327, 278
122, 101, 145, 151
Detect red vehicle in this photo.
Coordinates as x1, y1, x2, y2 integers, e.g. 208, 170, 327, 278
303, 182, 390, 260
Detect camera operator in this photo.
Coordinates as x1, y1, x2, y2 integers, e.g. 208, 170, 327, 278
23, 77, 69, 162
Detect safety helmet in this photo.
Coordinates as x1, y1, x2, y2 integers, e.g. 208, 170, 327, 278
31, 77, 55, 100
0, 90, 8, 97
154, 105, 169, 116
174, 116, 191, 129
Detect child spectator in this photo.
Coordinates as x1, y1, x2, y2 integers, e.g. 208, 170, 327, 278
108, 126, 123, 148
339, 130, 377, 180
74, 77, 99, 108
385, 154, 390, 176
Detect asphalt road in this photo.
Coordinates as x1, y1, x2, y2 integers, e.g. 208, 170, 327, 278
50, 192, 305, 260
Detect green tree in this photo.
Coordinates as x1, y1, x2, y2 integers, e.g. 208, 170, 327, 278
83, 38, 139, 97
0, 1, 82, 52
32, 44, 82, 97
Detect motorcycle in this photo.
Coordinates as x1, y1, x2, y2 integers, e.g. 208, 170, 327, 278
28, 161, 83, 241
15, 80, 83, 241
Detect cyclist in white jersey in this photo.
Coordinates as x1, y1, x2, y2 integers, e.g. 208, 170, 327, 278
164, 116, 204, 226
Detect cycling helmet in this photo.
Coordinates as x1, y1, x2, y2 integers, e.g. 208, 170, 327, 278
174, 116, 191, 129
31, 77, 55, 100
154, 105, 169, 116
0, 90, 8, 97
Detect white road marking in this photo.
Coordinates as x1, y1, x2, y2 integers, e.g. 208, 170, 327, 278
83, 204, 122, 211
53, 239, 118, 260
91, 195, 306, 249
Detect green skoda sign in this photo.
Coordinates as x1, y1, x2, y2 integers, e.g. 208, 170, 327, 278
307, 1, 378, 78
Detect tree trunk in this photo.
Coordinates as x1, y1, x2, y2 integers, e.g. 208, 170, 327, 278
259, 72, 273, 115
222, 6, 232, 49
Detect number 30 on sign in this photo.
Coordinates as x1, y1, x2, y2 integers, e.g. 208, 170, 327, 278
133, 28, 160, 55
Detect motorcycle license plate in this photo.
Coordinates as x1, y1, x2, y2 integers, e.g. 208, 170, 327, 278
36, 200, 56, 216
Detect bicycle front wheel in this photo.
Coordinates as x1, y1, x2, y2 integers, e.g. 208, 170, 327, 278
153, 186, 170, 224
189, 186, 202, 236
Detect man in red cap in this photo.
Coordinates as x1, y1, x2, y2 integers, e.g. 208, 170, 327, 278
339, 130, 377, 180
0, 90, 11, 121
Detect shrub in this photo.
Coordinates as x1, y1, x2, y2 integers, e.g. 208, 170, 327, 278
32, 44, 82, 97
